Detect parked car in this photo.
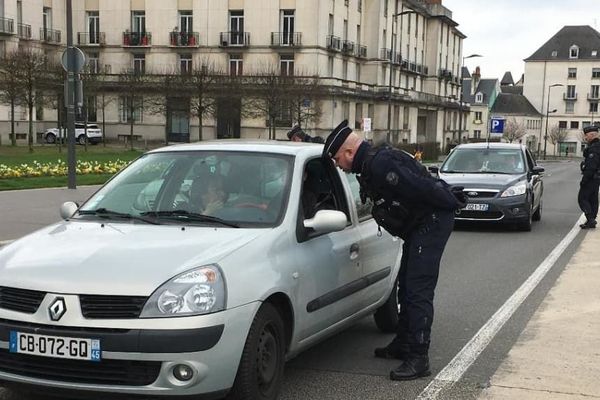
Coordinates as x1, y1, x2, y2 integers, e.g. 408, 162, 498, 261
43, 123, 103, 145
431, 143, 544, 231
0, 141, 402, 399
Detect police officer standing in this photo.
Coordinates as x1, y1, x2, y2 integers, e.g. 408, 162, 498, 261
578, 124, 600, 229
322, 120, 466, 381
287, 124, 324, 143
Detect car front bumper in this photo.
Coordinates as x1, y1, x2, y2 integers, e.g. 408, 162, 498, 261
454, 194, 530, 223
0, 300, 260, 397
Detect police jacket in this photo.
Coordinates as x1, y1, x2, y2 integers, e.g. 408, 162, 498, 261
304, 134, 324, 144
581, 138, 600, 183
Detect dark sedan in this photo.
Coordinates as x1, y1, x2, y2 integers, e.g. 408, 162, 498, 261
432, 143, 544, 231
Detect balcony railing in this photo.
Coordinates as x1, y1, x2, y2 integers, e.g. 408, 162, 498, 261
341, 40, 355, 54
380, 48, 391, 60
392, 52, 402, 64
77, 32, 105, 46
587, 93, 600, 101
170, 31, 200, 47
563, 92, 578, 100
123, 31, 152, 46
17, 23, 31, 39
326, 35, 341, 51
271, 32, 302, 47
219, 31, 250, 47
40, 28, 61, 43
356, 45, 367, 58
0, 17, 14, 35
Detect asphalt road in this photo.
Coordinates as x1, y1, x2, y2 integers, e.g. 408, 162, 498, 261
0, 161, 585, 400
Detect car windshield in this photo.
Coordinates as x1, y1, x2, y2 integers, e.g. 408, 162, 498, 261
441, 148, 526, 174
78, 151, 293, 227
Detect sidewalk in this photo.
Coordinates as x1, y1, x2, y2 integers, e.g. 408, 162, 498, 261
479, 227, 600, 399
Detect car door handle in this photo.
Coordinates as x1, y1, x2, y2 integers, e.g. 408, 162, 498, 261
349, 243, 359, 260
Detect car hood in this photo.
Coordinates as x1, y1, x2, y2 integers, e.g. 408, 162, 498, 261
0, 221, 266, 296
439, 172, 525, 189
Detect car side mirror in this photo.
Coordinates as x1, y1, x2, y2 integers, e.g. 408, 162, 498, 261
303, 210, 347, 234
532, 166, 545, 175
60, 201, 79, 220
428, 166, 439, 174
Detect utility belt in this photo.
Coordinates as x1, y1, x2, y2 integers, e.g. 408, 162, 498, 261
370, 196, 429, 239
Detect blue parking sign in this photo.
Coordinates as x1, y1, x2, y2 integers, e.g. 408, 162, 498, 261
490, 117, 505, 134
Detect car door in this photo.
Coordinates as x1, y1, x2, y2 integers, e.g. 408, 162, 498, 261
525, 149, 543, 209
291, 158, 364, 343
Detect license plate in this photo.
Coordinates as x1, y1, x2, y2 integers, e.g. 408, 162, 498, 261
464, 203, 489, 211
9, 331, 101, 362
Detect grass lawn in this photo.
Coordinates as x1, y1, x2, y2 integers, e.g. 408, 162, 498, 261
0, 145, 144, 191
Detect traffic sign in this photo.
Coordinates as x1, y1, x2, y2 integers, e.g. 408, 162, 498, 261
61, 47, 86, 73
363, 117, 372, 132
490, 117, 505, 136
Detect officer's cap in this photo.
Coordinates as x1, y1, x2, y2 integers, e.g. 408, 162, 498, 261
323, 120, 352, 158
583, 124, 600, 134
287, 124, 305, 140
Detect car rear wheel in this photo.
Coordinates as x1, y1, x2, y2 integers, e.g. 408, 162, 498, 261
373, 273, 400, 333
532, 200, 542, 221
77, 135, 87, 145
45, 133, 56, 144
227, 303, 285, 400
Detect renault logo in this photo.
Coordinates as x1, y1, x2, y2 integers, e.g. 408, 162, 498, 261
467, 191, 479, 197
48, 297, 66, 321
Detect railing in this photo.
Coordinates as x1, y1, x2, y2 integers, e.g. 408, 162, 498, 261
380, 48, 391, 60
77, 32, 105, 46
170, 31, 200, 47
271, 32, 302, 46
356, 45, 367, 58
0, 17, 14, 34
219, 31, 250, 47
326, 35, 341, 51
563, 92, 577, 100
341, 40, 355, 54
123, 31, 152, 46
17, 23, 31, 39
392, 52, 402, 64
40, 28, 61, 43
587, 93, 600, 100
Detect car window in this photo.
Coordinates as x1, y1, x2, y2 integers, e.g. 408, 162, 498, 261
346, 173, 373, 221
79, 151, 293, 227
301, 158, 350, 220
525, 149, 536, 171
441, 148, 526, 174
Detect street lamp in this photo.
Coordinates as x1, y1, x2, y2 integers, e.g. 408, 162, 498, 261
386, 9, 416, 140
542, 83, 564, 159
457, 54, 482, 145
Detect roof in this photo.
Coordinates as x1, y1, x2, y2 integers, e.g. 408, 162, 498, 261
500, 86, 524, 95
461, 78, 499, 105
500, 72, 514, 86
525, 25, 600, 61
461, 66, 471, 79
491, 93, 541, 116
149, 139, 324, 157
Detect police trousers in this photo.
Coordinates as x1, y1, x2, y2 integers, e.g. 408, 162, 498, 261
395, 210, 454, 355
578, 179, 600, 221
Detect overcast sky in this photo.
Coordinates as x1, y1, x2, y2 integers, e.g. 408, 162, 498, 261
443, 0, 599, 81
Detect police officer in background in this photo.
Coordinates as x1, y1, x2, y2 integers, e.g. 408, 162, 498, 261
578, 124, 600, 229
287, 124, 324, 143
322, 120, 466, 381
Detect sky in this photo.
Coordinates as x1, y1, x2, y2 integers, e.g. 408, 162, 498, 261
443, 0, 599, 81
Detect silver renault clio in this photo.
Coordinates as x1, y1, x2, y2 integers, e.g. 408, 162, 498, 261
0, 141, 401, 399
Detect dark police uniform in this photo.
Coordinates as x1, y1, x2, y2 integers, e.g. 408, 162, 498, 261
322, 120, 466, 380
578, 125, 600, 229
287, 125, 324, 143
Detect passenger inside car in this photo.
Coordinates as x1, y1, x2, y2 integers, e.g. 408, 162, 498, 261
189, 174, 228, 216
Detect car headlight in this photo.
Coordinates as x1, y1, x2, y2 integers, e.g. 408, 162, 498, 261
501, 182, 527, 198
140, 265, 226, 318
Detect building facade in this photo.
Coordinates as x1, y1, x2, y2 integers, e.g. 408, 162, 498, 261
460, 66, 500, 143
523, 25, 600, 157
0, 0, 467, 146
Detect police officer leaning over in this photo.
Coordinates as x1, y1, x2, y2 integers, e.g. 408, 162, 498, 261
322, 120, 467, 381
287, 124, 324, 143
579, 124, 600, 229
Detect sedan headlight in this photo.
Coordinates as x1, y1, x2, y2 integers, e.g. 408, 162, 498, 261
500, 182, 527, 198
140, 265, 226, 318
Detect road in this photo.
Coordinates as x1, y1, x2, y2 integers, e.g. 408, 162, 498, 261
0, 161, 585, 400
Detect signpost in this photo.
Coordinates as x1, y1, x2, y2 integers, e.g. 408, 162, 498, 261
363, 117, 372, 141
489, 117, 505, 139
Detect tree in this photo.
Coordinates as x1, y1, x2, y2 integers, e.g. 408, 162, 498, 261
0, 51, 25, 146
117, 67, 152, 150
548, 123, 568, 155
186, 60, 225, 142
503, 118, 527, 143
81, 65, 115, 147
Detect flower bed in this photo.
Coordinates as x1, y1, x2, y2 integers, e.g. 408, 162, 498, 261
0, 160, 129, 179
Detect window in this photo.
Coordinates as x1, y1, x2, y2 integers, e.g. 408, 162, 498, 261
346, 173, 372, 221
568, 68, 577, 78
593, 50, 598, 57
133, 54, 145, 74
569, 45, 579, 59
87, 11, 100, 44
590, 102, 599, 113
583, 121, 591, 128
356, 63, 361, 81
558, 121, 567, 129
132, 11, 145, 33
474, 130, 481, 139
593, 68, 600, 78
570, 121, 579, 129
342, 101, 349, 121
551, 50, 558, 57
229, 54, 243, 76
179, 10, 193, 32
342, 60, 348, 80
281, 10, 294, 45
474, 111, 482, 122
358, 0, 362, 12
86, 96, 97, 122
17, 0, 22, 24
565, 101, 574, 114
566, 85, 576, 99
180, 53, 192, 74
120, 96, 143, 123
43, 7, 52, 31
280, 54, 294, 76
328, 56, 334, 77
475, 92, 483, 103
355, 103, 363, 128
384, 0, 388, 16
591, 85, 600, 99
87, 52, 99, 73
403, 106, 409, 129
229, 10, 244, 45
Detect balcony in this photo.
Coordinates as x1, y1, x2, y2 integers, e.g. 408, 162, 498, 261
123, 31, 152, 47
17, 23, 31, 39
326, 35, 341, 51
563, 92, 578, 100
170, 31, 200, 47
587, 93, 600, 101
77, 32, 106, 46
0, 17, 14, 35
271, 32, 302, 47
341, 40, 355, 55
219, 31, 250, 47
379, 48, 391, 60
392, 52, 402, 64
439, 69, 453, 81
356, 45, 367, 58
40, 28, 61, 43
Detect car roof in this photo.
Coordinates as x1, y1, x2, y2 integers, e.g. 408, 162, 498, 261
147, 139, 324, 158
453, 142, 526, 150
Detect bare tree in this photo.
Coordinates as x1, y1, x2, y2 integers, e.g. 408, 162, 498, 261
548, 123, 568, 155
186, 60, 225, 142
81, 65, 115, 147
503, 118, 527, 143
118, 68, 152, 150
0, 51, 25, 146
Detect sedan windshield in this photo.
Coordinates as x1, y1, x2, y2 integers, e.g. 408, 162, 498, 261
441, 148, 526, 174
78, 151, 292, 227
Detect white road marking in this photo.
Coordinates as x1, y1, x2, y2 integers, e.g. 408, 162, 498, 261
416, 213, 586, 400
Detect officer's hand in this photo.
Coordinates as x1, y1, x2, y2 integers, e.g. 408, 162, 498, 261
450, 186, 468, 208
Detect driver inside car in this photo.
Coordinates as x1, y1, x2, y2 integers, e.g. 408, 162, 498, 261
189, 174, 228, 216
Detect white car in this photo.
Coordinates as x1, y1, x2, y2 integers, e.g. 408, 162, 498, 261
0, 141, 402, 399
43, 123, 103, 145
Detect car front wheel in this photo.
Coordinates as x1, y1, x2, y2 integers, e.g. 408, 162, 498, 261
373, 273, 400, 333
77, 135, 87, 145
228, 303, 286, 400
45, 133, 56, 144
518, 201, 533, 231
532, 200, 542, 221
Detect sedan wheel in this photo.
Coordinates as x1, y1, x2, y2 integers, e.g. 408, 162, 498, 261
45, 133, 56, 144
532, 200, 542, 221
77, 135, 87, 145
228, 303, 285, 400
518, 201, 533, 231
373, 272, 400, 333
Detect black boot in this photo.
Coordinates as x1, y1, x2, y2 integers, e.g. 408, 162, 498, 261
389, 354, 431, 381
374, 341, 409, 360
580, 219, 597, 229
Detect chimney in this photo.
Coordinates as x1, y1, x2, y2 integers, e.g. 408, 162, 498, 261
471, 66, 481, 96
